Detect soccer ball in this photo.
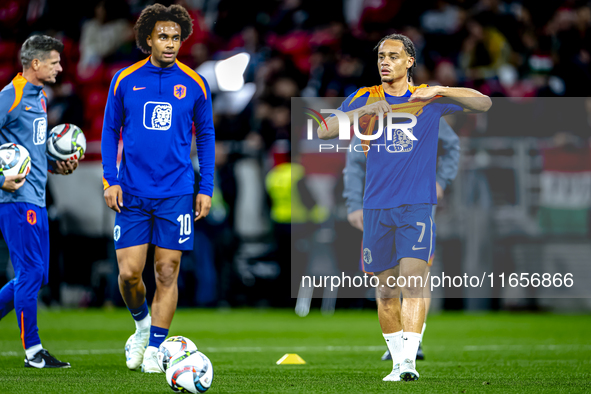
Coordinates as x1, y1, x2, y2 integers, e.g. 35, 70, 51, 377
165, 351, 213, 393
124, 334, 134, 365
157, 336, 198, 372
0, 143, 31, 177
46, 123, 86, 161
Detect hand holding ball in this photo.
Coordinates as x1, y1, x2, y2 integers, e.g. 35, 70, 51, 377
46, 123, 86, 161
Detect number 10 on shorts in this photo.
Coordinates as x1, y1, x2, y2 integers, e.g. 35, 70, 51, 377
177, 214, 192, 236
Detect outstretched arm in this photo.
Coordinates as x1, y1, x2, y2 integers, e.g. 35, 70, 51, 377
409, 86, 492, 113
317, 101, 393, 140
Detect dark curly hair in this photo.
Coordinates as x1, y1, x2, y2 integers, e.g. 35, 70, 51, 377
374, 34, 416, 82
20, 35, 63, 69
134, 4, 193, 54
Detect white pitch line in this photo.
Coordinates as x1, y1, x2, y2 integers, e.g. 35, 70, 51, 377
2, 344, 590, 357
0, 349, 122, 357
462, 344, 591, 351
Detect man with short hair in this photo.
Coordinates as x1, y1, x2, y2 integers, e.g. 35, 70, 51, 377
318, 33, 491, 381
101, 4, 215, 373
343, 117, 460, 362
0, 34, 80, 368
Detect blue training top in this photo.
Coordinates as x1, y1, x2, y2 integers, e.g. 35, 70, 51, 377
0, 73, 51, 208
336, 85, 462, 209
101, 57, 215, 198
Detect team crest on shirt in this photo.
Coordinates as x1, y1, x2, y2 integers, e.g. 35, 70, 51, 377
174, 84, 186, 99
33, 117, 46, 145
388, 128, 414, 153
27, 210, 37, 225
114, 225, 121, 241
363, 248, 372, 265
143, 101, 173, 130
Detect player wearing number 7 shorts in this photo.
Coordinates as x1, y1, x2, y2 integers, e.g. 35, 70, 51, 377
101, 4, 215, 373
317, 33, 490, 382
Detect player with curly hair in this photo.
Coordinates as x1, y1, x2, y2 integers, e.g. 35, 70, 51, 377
101, 4, 215, 373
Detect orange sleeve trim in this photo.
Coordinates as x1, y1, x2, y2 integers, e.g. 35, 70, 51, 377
368, 85, 384, 97
349, 85, 385, 106
175, 60, 207, 99
349, 87, 371, 106
102, 177, 110, 190
8, 73, 27, 113
20, 312, 26, 349
351, 83, 431, 104
408, 83, 429, 93
113, 57, 151, 96
42, 89, 47, 97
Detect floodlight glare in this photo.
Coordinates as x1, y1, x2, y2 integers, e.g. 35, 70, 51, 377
214, 52, 250, 92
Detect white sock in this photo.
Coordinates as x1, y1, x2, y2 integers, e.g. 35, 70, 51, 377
135, 314, 151, 331
402, 332, 422, 363
383, 330, 403, 368
421, 323, 426, 342
146, 345, 158, 353
25, 344, 43, 360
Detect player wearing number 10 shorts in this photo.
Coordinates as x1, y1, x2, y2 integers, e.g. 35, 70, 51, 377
101, 4, 215, 373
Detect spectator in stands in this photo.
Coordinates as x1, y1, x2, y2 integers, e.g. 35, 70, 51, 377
459, 16, 512, 80
46, 80, 84, 128
78, 0, 134, 73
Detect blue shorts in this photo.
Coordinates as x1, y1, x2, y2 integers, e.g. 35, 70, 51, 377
114, 193, 194, 251
362, 204, 435, 273
0, 203, 49, 283
0, 202, 49, 348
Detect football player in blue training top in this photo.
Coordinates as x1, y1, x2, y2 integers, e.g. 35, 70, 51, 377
101, 4, 215, 373
0, 35, 80, 368
343, 117, 460, 363
318, 34, 491, 382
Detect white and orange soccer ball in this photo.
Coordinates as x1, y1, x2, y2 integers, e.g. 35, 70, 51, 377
46, 123, 86, 161
0, 143, 31, 177
157, 336, 198, 373
165, 350, 214, 393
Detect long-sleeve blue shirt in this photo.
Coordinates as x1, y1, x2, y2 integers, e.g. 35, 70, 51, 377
101, 57, 215, 198
343, 117, 460, 214
0, 73, 51, 207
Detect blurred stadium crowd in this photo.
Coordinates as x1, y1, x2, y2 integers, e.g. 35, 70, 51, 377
0, 0, 590, 309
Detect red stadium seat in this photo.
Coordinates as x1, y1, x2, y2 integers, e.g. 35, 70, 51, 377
85, 88, 108, 110
83, 88, 108, 122
0, 64, 15, 87
268, 31, 312, 73
0, 41, 18, 61
61, 38, 80, 62
88, 115, 104, 140
104, 62, 130, 84
79, 116, 105, 161
176, 55, 195, 69
76, 64, 105, 85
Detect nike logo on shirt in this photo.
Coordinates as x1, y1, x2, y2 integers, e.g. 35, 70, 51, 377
25, 106, 32, 110
179, 237, 190, 244
133, 86, 146, 91
412, 245, 426, 250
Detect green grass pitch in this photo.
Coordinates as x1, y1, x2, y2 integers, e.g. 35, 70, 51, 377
0, 308, 590, 393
